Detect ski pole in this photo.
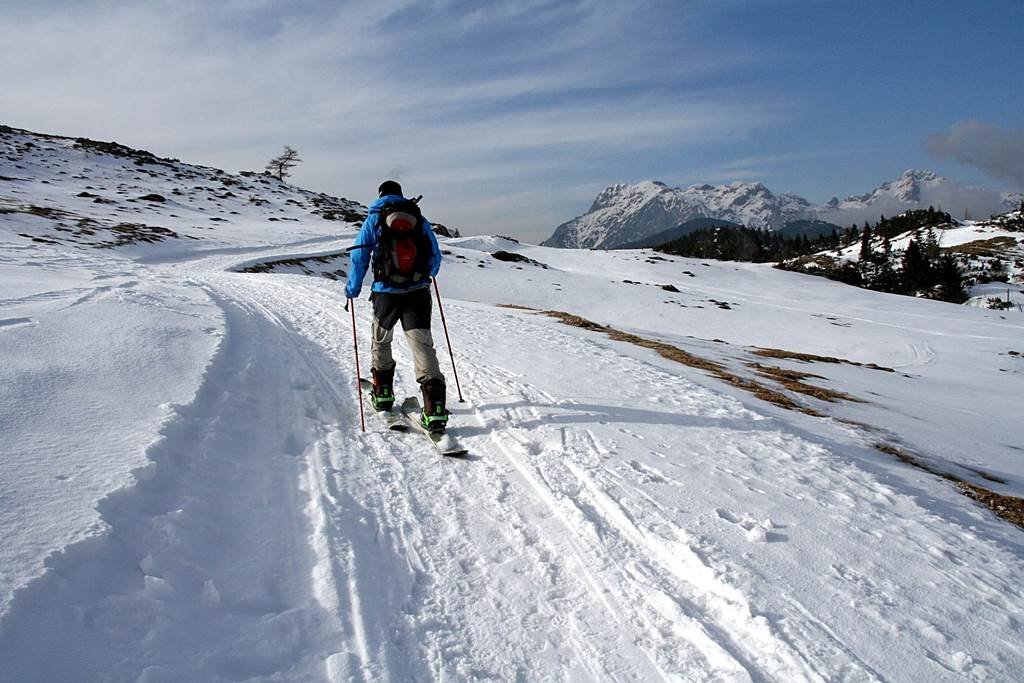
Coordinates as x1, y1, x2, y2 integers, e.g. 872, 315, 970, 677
346, 298, 366, 432
432, 277, 464, 402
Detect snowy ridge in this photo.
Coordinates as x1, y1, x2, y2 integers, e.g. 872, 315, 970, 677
0, 125, 366, 254
545, 170, 1023, 249
546, 179, 814, 249
790, 209, 1024, 304
825, 169, 1024, 228
2, 127, 1024, 680
829, 214, 1024, 272
846, 169, 947, 203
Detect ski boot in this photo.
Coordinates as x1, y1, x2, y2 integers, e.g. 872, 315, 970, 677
370, 366, 395, 412
420, 378, 449, 434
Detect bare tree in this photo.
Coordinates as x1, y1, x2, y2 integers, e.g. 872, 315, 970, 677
265, 145, 301, 181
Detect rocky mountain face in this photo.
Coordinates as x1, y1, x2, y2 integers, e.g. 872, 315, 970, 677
545, 170, 1024, 249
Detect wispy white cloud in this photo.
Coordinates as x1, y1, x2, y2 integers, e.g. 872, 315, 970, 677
1, 0, 784, 238
667, 145, 892, 190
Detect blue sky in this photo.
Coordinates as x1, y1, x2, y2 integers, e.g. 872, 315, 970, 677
2, 0, 1022, 241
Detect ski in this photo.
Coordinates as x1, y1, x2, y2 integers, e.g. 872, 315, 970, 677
358, 379, 469, 456
359, 378, 409, 431
399, 396, 470, 457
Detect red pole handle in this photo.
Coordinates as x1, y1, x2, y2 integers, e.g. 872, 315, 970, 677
349, 298, 366, 432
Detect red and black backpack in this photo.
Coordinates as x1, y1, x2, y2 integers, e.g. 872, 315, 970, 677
371, 197, 433, 286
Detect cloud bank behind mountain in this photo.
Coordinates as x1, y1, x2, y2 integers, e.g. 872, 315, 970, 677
928, 121, 1024, 190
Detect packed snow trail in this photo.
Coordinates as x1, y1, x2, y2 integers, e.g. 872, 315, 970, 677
0, 289, 351, 680
2, 251, 1024, 681
4, 126, 1023, 681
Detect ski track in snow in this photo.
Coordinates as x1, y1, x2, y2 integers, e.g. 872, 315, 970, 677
0, 316, 36, 330
2, 251, 1024, 681
0, 290, 349, 681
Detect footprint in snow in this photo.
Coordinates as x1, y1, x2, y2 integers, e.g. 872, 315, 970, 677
627, 460, 668, 484
716, 508, 781, 543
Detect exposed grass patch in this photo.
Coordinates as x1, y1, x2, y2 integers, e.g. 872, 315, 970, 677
714, 373, 814, 415
753, 347, 895, 372
1, 202, 186, 247
748, 362, 864, 404
104, 223, 186, 247
497, 304, 539, 311
875, 443, 1023, 529
530, 308, 821, 416
0, 204, 75, 220
945, 236, 1018, 258
957, 483, 1024, 528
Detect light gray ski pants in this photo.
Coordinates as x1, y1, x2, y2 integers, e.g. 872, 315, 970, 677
371, 320, 443, 384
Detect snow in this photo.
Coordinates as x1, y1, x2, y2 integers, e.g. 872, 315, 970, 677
965, 282, 1024, 311
444, 235, 524, 253
2, 128, 1024, 681
546, 170, 1023, 250
819, 216, 1024, 295
834, 220, 1022, 261
828, 170, 1023, 229
547, 179, 811, 248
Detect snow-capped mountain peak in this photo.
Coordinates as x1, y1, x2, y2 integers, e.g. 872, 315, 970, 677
544, 179, 815, 249
545, 170, 1023, 249
848, 169, 945, 204
590, 180, 670, 212
831, 169, 1023, 226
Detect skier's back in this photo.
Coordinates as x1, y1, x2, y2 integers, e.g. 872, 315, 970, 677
345, 180, 449, 432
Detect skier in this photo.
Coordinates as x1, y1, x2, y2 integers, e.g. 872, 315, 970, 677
345, 180, 449, 432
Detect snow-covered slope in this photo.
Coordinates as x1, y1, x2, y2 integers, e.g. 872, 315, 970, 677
0, 125, 366, 256
3, 128, 1024, 681
793, 209, 1024, 294
545, 170, 1023, 250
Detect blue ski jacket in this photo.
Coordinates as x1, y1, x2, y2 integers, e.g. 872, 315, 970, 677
345, 194, 443, 299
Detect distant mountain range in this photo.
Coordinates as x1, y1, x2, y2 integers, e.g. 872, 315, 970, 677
544, 170, 1024, 249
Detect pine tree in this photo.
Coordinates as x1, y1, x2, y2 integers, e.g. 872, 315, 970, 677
846, 225, 859, 247
859, 224, 873, 261
265, 146, 302, 182
901, 239, 929, 294
869, 235, 898, 292
924, 226, 940, 261
935, 255, 966, 303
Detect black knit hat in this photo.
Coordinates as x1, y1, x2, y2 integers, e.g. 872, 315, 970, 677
378, 180, 403, 197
